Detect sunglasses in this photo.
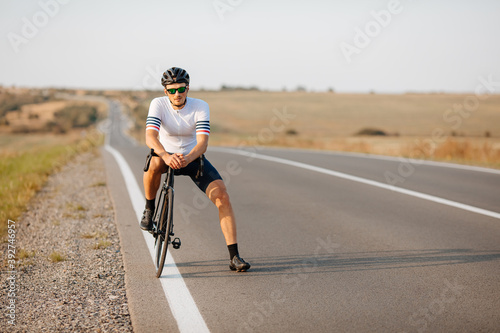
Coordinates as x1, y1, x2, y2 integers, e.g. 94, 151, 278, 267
166, 87, 187, 94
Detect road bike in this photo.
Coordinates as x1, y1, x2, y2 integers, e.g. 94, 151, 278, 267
144, 149, 204, 278
150, 165, 181, 278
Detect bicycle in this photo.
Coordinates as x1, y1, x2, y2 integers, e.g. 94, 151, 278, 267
151, 164, 179, 277
144, 148, 203, 278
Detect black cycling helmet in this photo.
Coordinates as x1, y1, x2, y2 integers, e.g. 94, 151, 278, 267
161, 67, 190, 87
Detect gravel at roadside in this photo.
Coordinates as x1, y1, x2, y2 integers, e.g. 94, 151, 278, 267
1, 150, 133, 332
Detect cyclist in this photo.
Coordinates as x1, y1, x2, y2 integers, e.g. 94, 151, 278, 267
140, 67, 250, 272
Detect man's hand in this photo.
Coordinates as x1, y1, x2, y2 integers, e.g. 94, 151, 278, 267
163, 153, 186, 169
182, 154, 195, 167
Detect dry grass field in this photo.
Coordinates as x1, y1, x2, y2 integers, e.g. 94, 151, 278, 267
188, 91, 500, 136
1, 100, 107, 133
128, 90, 500, 168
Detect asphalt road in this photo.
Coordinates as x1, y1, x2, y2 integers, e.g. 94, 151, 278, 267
102, 100, 500, 333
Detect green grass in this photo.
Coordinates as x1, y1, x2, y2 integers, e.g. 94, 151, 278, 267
49, 251, 66, 262
92, 239, 112, 249
81, 232, 95, 239
18, 248, 36, 259
0, 131, 104, 238
67, 203, 87, 211
82, 230, 111, 249
81, 230, 108, 239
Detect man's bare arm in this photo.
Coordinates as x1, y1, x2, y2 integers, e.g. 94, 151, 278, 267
184, 134, 209, 166
145, 129, 185, 169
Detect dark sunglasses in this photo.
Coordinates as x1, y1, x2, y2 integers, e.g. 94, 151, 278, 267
166, 87, 187, 94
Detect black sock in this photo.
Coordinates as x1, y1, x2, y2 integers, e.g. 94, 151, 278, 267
228, 243, 239, 260
146, 198, 155, 211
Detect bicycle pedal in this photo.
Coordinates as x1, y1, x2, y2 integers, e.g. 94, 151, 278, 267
172, 237, 181, 249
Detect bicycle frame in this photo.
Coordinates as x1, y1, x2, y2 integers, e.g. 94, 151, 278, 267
152, 167, 174, 237
162, 166, 175, 203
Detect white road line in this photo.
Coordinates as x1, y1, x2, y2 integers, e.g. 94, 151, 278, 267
260, 147, 500, 175
105, 144, 210, 333
210, 147, 500, 220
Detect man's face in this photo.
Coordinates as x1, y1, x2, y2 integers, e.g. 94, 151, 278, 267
165, 83, 189, 107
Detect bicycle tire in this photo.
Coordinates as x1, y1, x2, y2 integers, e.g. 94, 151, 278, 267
155, 186, 174, 278
153, 187, 167, 271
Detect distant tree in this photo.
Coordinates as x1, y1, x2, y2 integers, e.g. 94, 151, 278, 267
54, 105, 98, 129
220, 84, 260, 91
355, 128, 387, 136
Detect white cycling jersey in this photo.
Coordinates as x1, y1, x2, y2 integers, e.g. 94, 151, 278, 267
146, 97, 210, 154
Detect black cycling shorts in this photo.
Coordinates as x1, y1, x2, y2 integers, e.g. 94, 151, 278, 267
145, 151, 222, 193
174, 155, 222, 193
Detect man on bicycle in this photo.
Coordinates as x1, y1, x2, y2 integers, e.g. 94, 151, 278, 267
140, 67, 250, 272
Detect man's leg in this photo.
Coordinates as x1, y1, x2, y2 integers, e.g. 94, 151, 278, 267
144, 156, 166, 200
206, 179, 250, 271
205, 179, 236, 244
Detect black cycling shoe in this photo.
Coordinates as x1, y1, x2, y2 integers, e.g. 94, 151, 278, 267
229, 255, 251, 272
140, 209, 154, 231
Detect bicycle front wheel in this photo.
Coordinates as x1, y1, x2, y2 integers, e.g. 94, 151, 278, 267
155, 186, 174, 278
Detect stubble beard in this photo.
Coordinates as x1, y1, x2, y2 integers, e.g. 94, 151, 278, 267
171, 96, 185, 107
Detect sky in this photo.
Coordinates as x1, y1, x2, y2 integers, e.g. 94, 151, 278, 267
1, 0, 500, 93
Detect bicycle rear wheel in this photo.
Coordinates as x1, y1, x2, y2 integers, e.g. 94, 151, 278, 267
155, 186, 174, 278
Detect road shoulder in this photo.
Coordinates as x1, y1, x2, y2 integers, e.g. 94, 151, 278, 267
102, 147, 178, 333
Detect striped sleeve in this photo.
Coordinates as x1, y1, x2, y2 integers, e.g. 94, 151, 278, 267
196, 120, 210, 135
146, 116, 161, 132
